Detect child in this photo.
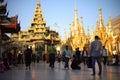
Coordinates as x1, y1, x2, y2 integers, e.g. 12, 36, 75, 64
57, 51, 61, 63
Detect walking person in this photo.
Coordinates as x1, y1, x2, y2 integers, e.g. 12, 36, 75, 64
82, 47, 88, 65
48, 44, 56, 69
36, 53, 40, 63
63, 45, 71, 69
90, 36, 102, 76
7, 51, 13, 65
17, 53, 23, 64
32, 53, 36, 63
102, 46, 107, 65
57, 51, 61, 63
24, 46, 32, 70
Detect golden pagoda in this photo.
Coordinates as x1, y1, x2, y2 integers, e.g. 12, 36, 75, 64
95, 8, 113, 55
64, 7, 120, 56
11, 0, 61, 54
68, 8, 88, 51
107, 15, 120, 54
95, 8, 107, 42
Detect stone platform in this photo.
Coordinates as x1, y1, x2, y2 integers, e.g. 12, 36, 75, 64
0, 61, 120, 80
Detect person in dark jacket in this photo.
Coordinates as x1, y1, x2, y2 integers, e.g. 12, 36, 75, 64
90, 36, 102, 76
24, 46, 32, 70
75, 47, 81, 63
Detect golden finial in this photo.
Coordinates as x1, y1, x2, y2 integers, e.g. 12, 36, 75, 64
108, 15, 111, 21
80, 16, 83, 26
98, 7, 104, 28
108, 15, 112, 28
37, 0, 40, 4
96, 20, 99, 27
80, 16, 83, 19
92, 25, 94, 31
64, 28, 66, 40
99, 8, 102, 14
99, 8, 102, 17
87, 26, 90, 35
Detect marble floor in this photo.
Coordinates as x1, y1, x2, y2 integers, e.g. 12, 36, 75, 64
0, 61, 120, 80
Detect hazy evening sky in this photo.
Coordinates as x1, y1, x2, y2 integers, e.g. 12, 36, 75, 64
4, 0, 120, 39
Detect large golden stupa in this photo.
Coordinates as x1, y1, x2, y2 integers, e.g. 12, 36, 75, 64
64, 8, 120, 55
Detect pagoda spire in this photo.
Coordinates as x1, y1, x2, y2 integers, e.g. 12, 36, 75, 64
107, 15, 113, 36
37, 0, 40, 3
31, 0, 46, 28
74, 8, 80, 36
96, 20, 99, 32
108, 16, 112, 29
64, 28, 67, 41
87, 26, 90, 37
80, 16, 85, 34
99, 8, 104, 29
91, 25, 95, 35
74, 8, 79, 30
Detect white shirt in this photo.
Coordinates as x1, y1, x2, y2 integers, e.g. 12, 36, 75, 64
64, 49, 71, 58
102, 49, 107, 56
83, 51, 87, 57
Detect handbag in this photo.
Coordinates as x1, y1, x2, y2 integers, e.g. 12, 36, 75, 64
87, 57, 92, 68
62, 51, 66, 57
46, 55, 49, 63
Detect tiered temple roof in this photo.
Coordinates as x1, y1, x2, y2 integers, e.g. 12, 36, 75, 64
0, 0, 20, 33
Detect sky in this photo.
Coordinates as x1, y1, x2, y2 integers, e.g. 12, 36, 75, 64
4, 0, 120, 39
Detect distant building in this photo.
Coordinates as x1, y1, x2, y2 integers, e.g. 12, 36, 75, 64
111, 15, 120, 53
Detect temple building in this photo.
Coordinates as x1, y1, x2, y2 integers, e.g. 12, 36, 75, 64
11, 0, 61, 55
109, 15, 120, 53
0, 0, 20, 58
10, 0, 119, 56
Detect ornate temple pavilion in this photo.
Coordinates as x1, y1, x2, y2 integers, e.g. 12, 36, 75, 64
11, 0, 61, 55
0, 0, 20, 58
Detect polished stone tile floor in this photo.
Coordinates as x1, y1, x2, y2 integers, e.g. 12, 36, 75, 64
0, 61, 120, 80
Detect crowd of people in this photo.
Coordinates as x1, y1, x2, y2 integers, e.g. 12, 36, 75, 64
0, 45, 41, 72
0, 36, 119, 76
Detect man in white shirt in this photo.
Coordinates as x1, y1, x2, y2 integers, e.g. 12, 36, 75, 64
63, 45, 71, 69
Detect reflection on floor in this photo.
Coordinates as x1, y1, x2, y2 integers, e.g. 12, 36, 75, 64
0, 61, 120, 80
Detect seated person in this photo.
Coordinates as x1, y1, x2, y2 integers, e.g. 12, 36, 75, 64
3, 58, 10, 70
71, 55, 81, 70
